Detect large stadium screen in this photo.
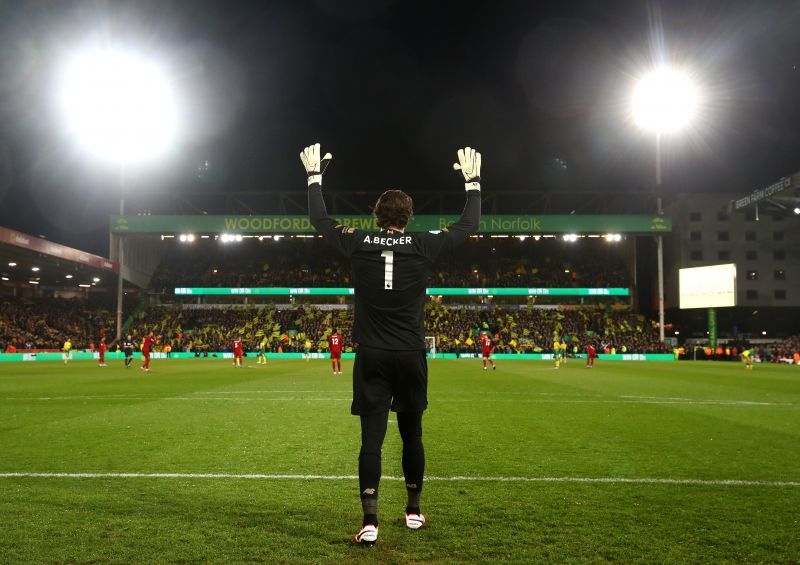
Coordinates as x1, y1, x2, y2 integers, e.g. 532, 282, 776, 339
679, 264, 737, 309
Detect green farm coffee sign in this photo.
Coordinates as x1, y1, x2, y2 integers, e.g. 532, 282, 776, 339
112, 214, 671, 234
174, 287, 629, 296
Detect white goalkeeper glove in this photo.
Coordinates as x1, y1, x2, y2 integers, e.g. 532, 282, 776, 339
300, 143, 333, 187
453, 147, 481, 191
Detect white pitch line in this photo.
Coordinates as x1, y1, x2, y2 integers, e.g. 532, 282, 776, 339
192, 390, 350, 394
3, 396, 794, 406
0, 472, 798, 487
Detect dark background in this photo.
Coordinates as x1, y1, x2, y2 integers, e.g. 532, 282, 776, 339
0, 0, 799, 254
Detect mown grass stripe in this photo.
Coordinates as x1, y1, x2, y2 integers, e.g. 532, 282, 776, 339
1, 472, 798, 487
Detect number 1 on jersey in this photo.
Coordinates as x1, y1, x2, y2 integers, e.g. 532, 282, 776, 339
381, 250, 394, 290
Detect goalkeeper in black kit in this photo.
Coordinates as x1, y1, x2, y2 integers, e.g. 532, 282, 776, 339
302, 143, 482, 546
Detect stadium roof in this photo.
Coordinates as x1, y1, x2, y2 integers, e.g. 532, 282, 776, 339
0, 226, 117, 289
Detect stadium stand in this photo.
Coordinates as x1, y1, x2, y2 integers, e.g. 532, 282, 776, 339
147, 238, 632, 291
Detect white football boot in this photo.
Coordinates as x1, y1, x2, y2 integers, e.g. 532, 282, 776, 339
354, 524, 378, 546
405, 512, 426, 530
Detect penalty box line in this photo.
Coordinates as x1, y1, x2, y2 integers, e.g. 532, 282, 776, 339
1, 472, 798, 487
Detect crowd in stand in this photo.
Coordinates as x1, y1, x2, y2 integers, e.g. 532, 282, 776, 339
1, 295, 798, 360
770, 336, 800, 363
0, 297, 117, 351
123, 302, 666, 354
128, 305, 354, 354
149, 238, 631, 291
426, 303, 664, 354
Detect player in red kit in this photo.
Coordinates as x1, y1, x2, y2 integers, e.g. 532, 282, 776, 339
233, 335, 244, 368
97, 337, 107, 367
141, 331, 156, 372
480, 332, 496, 371
328, 329, 343, 374
585, 343, 597, 368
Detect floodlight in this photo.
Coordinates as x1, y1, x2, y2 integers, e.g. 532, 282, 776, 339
8, 262, 16, 267
59, 48, 177, 163
793, 207, 800, 215
632, 67, 698, 134
562, 234, 578, 242
1, 277, 8, 281
186, 234, 195, 242
31, 267, 40, 272
65, 275, 73, 279
92, 277, 101, 282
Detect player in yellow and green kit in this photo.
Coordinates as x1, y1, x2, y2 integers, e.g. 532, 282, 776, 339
560, 340, 568, 365
63, 338, 72, 365
741, 348, 754, 370
553, 338, 562, 369
257, 336, 268, 365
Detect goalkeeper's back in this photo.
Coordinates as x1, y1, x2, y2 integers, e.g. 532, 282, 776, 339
308, 187, 480, 350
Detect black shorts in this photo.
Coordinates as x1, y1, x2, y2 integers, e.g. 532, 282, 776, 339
351, 346, 427, 415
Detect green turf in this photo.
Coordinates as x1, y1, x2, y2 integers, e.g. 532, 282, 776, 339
1, 358, 799, 563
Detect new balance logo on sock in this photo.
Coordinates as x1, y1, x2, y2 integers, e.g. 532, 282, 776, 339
406, 483, 417, 489
362, 488, 376, 495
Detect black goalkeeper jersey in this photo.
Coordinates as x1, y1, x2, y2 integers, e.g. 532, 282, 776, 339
309, 184, 481, 350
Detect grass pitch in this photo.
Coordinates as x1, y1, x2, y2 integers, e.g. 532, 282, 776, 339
1, 358, 799, 563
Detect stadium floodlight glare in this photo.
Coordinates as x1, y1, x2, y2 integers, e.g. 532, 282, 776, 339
762, 331, 767, 336
31, 267, 40, 272
92, 277, 101, 283
1, 276, 8, 281
8, 262, 16, 267
794, 207, 800, 215
605, 233, 622, 242
65, 275, 73, 279
631, 67, 698, 134
562, 234, 578, 242
179, 234, 195, 243
59, 48, 178, 163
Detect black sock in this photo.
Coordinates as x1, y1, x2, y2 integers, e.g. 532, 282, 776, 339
362, 513, 378, 527
398, 411, 425, 514
359, 412, 388, 529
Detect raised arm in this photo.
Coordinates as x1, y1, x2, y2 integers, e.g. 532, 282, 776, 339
421, 147, 483, 259
302, 143, 360, 257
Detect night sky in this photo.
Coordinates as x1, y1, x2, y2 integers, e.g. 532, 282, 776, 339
0, 0, 799, 254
